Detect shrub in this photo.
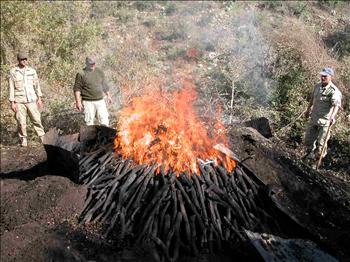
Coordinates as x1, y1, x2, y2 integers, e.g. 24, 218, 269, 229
166, 47, 186, 60
133, 1, 155, 12
0, 1, 101, 143
163, 3, 177, 16
324, 25, 350, 59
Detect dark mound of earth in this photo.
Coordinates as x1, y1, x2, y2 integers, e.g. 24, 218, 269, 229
1, 126, 349, 261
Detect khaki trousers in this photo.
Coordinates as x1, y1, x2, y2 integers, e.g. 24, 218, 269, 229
15, 102, 45, 138
82, 99, 109, 126
304, 123, 330, 156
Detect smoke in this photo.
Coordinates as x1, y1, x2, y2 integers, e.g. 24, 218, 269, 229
91, 2, 277, 125
227, 8, 275, 106
166, 2, 276, 106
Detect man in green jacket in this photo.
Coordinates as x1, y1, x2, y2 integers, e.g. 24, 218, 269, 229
8, 51, 45, 147
304, 67, 342, 163
73, 57, 113, 126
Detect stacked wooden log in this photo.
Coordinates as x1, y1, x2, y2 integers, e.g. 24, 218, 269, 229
78, 142, 283, 261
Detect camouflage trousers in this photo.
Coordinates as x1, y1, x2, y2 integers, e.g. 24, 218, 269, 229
15, 102, 45, 139
304, 123, 331, 158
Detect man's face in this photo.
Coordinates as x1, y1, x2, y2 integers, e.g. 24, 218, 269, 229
321, 74, 331, 85
18, 58, 28, 67
87, 63, 96, 70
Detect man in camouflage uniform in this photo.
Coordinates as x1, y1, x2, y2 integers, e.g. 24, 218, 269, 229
73, 56, 113, 126
304, 67, 342, 163
8, 52, 45, 147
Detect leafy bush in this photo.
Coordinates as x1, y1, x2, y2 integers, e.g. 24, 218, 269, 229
1, 2, 100, 84
324, 25, 350, 59
166, 47, 186, 60
90, 2, 128, 19
0, 2, 101, 143
133, 1, 155, 12
316, 0, 343, 10
163, 3, 177, 16
155, 30, 187, 42
259, 1, 310, 18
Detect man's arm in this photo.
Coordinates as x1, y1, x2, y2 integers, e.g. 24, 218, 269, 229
104, 90, 112, 104
73, 73, 83, 111
329, 105, 339, 125
305, 87, 315, 118
8, 72, 17, 113
74, 90, 83, 111
33, 70, 43, 109
306, 99, 313, 117
329, 88, 342, 125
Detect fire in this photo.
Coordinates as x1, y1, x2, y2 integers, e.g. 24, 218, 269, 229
114, 78, 236, 175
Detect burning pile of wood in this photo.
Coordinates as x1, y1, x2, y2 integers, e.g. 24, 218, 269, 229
78, 139, 283, 260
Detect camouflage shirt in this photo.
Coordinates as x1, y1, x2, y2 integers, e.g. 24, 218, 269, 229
8, 66, 42, 103
310, 81, 342, 126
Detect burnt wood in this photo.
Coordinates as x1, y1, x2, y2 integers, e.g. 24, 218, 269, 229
44, 126, 336, 261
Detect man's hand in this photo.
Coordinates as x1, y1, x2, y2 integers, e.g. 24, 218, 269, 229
37, 98, 44, 109
11, 102, 17, 113
107, 94, 113, 104
329, 106, 339, 126
75, 101, 83, 111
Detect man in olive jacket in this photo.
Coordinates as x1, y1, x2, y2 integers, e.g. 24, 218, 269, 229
8, 52, 45, 147
304, 67, 342, 162
73, 57, 113, 126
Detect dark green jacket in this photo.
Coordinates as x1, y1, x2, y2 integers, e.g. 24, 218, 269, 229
73, 67, 109, 101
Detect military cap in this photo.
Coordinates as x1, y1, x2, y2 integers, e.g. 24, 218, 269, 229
17, 51, 28, 60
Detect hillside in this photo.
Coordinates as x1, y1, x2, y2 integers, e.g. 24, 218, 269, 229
1, 1, 349, 176
0, 2, 350, 261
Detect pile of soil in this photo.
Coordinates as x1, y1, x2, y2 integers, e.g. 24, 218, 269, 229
228, 126, 350, 261
0, 126, 349, 261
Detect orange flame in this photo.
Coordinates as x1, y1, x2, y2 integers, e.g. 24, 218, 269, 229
114, 78, 236, 175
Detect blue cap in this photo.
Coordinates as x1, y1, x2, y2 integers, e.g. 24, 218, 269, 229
320, 67, 334, 76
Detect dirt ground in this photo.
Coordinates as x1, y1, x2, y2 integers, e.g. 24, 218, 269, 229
228, 126, 350, 261
1, 126, 349, 262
